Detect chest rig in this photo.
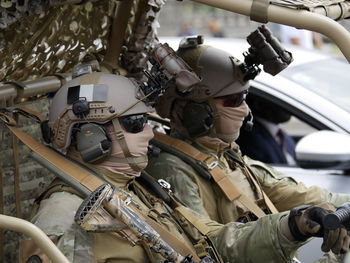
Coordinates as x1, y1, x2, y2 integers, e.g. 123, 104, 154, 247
151, 132, 279, 221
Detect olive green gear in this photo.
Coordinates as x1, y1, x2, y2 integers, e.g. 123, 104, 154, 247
155, 44, 249, 119
48, 72, 153, 150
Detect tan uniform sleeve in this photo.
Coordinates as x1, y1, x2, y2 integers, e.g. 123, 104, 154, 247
245, 157, 350, 211
147, 154, 308, 262
30, 192, 94, 263
204, 212, 306, 263
146, 152, 211, 218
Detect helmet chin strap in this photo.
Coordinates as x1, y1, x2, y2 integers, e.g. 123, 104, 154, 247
111, 118, 147, 172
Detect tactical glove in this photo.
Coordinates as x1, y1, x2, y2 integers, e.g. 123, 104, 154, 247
288, 204, 350, 254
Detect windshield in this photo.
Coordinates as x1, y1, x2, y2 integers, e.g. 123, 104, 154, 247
280, 58, 350, 113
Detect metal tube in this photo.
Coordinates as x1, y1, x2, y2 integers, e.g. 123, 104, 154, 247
190, 0, 350, 62
102, 1, 134, 70
0, 74, 71, 105
0, 85, 17, 102
0, 214, 70, 263
20, 76, 65, 98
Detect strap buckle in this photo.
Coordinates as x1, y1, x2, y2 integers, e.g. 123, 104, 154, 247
158, 179, 171, 191
200, 154, 219, 170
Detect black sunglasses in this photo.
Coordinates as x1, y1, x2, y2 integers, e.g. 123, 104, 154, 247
119, 114, 148, 133
218, 90, 248, 108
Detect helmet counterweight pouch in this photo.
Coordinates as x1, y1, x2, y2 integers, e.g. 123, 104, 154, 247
182, 102, 214, 137
75, 123, 112, 163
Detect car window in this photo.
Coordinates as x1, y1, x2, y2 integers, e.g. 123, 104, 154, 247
280, 58, 350, 113
280, 116, 317, 140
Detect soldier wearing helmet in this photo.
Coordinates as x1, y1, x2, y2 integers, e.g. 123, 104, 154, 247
21, 69, 310, 263
20, 72, 157, 262
146, 40, 350, 262
20, 67, 330, 263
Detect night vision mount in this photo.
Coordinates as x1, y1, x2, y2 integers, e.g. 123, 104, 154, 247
137, 43, 201, 106
137, 25, 292, 105
241, 25, 293, 81
177, 26, 293, 83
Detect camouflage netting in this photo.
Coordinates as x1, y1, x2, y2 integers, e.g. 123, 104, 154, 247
0, 0, 166, 261
0, 2, 118, 261
271, 0, 350, 19
0, 1, 116, 82
272, 0, 345, 8
122, 0, 166, 79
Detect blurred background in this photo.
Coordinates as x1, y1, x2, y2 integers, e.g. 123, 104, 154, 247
157, 1, 350, 55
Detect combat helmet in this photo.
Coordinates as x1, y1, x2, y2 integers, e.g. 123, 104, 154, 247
155, 38, 249, 137
155, 39, 249, 120
45, 72, 153, 163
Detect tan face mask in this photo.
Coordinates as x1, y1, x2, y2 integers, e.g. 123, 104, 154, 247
213, 101, 249, 143
96, 124, 154, 177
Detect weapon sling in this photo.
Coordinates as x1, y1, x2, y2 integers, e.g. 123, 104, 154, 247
4, 120, 201, 262
153, 132, 278, 218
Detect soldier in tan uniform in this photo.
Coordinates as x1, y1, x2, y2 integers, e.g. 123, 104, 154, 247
18, 69, 350, 262
145, 42, 350, 261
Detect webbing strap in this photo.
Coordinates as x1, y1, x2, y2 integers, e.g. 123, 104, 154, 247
241, 164, 279, 214
7, 125, 103, 192
0, 112, 16, 126
108, 156, 147, 164
15, 106, 45, 123
154, 132, 267, 218
175, 206, 210, 235
6, 124, 200, 261
11, 114, 22, 218
112, 118, 144, 172
251, 0, 270, 23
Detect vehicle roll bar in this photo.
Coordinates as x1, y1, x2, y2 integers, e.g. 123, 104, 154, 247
0, 215, 70, 263
190, 0, 350, 62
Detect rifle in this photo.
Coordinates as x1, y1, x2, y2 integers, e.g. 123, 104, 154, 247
4, 115, 213, 263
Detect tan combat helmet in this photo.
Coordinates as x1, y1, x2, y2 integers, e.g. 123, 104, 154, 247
47, 73, 153, 158
155, 42, 249, 119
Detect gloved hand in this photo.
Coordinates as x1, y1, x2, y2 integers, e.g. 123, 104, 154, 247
287, 203, 350, 254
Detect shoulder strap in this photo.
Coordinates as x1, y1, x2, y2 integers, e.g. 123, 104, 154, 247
240, 160, 279, 214
4, 120, 202, 262
132, 180, 223, 263
153, 133, 268, 218
226, 150, 279, 215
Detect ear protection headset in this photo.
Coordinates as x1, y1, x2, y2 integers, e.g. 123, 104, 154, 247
182, 102, 214, 137
74, 123, 112, 163
71, 98, 112, 163
42, 97, 113, 163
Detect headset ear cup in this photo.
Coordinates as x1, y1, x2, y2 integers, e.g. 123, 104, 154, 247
75, 123, 111, 163
182, 102, 214, 137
